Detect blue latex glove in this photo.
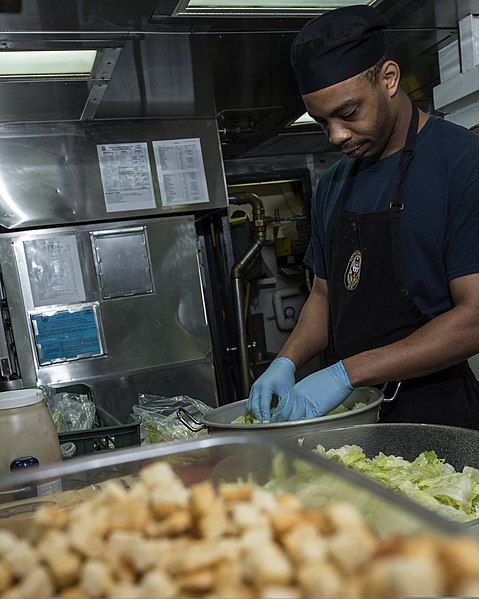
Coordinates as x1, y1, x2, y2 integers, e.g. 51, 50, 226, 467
271, 360, 353, 422
246, 357, 296, 422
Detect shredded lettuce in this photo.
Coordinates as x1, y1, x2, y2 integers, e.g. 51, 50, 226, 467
231, 413, 260, 425
231, 401, 368, 425
311, 443, 479, 522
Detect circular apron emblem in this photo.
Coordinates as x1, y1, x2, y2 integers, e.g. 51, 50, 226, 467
344, 250, 362, 291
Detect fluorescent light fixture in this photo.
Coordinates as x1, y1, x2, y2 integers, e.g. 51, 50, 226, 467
170, 0, 377, 16
289, 112, 318, 126
0, 50, 97, 79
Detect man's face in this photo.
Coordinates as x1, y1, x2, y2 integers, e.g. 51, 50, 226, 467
303, 69, 395, 161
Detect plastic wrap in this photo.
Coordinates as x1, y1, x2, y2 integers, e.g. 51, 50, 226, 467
42, 386, 96, 433
131, 394, 212, 443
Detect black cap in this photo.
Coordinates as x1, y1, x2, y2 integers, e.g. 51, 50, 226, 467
291, 5, 389, 94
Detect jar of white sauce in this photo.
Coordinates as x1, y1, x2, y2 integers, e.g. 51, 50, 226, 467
0, 388, 62, 498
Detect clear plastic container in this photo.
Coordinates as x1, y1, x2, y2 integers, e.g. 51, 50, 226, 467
0, 388, 62, 499
0, 433, 470, 538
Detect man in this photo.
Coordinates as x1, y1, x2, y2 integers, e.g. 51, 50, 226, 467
247, 4, 479, 427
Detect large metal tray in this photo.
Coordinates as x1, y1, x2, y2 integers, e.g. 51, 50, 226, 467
289, 423, 479, 528
294, 423, 479, 470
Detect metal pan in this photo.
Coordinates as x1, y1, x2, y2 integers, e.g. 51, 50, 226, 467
290, 422, 479, 529
177, 386, 386, 440
295, 422, 479, 471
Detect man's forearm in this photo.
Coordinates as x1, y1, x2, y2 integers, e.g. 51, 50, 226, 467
344, 301, 479, 387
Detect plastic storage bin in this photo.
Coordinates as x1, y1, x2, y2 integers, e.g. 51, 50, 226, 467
52, 384, 140, 458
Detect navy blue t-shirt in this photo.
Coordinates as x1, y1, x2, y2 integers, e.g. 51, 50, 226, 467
304, 115, 479, 318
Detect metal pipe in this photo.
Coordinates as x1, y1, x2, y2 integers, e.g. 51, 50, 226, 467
229, 192, 267, 398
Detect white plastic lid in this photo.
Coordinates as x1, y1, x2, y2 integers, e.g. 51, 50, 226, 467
0, 388, 42, 409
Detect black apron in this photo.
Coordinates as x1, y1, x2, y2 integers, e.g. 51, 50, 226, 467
328, 103, 479, 429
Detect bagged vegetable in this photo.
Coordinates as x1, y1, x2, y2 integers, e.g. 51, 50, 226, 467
131, 394, 212, 444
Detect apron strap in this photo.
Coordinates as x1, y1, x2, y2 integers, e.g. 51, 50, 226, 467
390, 102, 419, 211
337, 101, 420, 212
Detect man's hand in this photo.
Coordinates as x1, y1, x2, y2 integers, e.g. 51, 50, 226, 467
271, 360, 353, 422
246, 357, 296, 422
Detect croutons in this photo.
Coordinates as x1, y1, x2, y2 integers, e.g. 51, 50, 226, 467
0, 460, 479, 598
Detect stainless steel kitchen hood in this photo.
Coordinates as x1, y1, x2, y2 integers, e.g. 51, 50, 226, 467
0, 0, 464, 159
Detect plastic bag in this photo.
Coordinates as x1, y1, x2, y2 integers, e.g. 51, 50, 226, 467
131, 394, 213, 444
42, 387, 96, 433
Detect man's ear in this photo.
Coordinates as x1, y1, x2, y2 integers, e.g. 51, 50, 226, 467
382, 60, 401, 97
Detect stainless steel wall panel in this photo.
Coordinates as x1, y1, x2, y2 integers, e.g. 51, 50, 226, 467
0, 118, 227, 229
0, 215, 219, 408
